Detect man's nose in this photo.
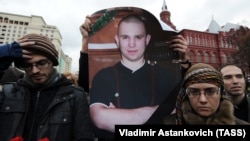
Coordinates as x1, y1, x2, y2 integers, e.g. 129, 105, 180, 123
31, 65, 40, 73
128, 38, 135, 47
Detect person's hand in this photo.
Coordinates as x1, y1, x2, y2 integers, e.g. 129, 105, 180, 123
17, 38, 35, 59
80, 16, 92, 53
169, 35, 189, 61
108, 102, 116, 108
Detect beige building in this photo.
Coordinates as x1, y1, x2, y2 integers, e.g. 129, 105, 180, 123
0, 12, 72, 73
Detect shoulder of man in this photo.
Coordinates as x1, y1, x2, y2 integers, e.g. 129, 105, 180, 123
73, 85, 89, 97
0, 82, 23, 102
59, 84, 87, 96
71, 85, 86, 93
62, 84, 90, 105
0, 82, 18, 93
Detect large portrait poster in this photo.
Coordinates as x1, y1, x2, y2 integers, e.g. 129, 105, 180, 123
88, 7, 182, 123
88, 6, 180, 88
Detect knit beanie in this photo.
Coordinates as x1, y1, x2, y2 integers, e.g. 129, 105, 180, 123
18, 33, 59, 66
175, 63, 223, 124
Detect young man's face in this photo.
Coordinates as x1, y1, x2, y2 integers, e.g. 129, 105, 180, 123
115, 21, 151, 62
23, 54, 54, 84
220, 65, 246, 97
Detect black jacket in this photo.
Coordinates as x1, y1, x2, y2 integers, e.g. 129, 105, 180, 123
0, 76, 94, 141
234, 93, 250, 122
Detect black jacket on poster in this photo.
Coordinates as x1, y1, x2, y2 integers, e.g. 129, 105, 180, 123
0, 76, 94, 141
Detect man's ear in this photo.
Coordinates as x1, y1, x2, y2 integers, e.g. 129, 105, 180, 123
114, 35, 119, 45
146, 34, 151, 45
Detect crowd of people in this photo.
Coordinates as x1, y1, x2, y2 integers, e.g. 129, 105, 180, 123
0, 12, 249, 141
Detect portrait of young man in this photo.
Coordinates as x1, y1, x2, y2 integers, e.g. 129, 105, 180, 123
80, 7, 190, 141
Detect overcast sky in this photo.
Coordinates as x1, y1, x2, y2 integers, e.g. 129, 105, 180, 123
1, 0, 250, 73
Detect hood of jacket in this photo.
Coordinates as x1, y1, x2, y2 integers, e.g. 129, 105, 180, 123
17, 68, 73, 90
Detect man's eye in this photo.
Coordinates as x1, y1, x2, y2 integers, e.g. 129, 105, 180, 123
236, 74, 243, 79
224, 76, 231, 79
120, 35, 128, 39
136, 35, 144, 39
37, 60, 48, 65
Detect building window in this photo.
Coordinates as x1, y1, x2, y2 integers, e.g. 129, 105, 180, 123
189, 36, 193, 45
212, 53, 216, 63
222, 54, 227, 63
189, 50, 194, 62
197, 52, 202, 62
194, 36, 197, 45
204, 52, 209, 63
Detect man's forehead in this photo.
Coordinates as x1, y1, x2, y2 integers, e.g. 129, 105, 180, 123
221, 66, 243, 76
25, 54, 48, 63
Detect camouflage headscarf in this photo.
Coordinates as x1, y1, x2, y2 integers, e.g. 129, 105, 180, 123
176, 63, 223, 124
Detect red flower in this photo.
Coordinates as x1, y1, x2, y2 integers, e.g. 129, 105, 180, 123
10, 136, 24, 141
39, 137, 50, 141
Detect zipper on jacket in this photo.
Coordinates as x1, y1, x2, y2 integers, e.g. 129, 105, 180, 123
27, 91, 40, 141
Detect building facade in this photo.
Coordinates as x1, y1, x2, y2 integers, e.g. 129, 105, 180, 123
160, 0, 250, 72
0, 12, 72, 73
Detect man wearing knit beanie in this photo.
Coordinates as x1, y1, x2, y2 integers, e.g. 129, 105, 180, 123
163, 63, 250, 125
12, 33, 60, 84
0, 33, 94, 141
16, 33, 59, 67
